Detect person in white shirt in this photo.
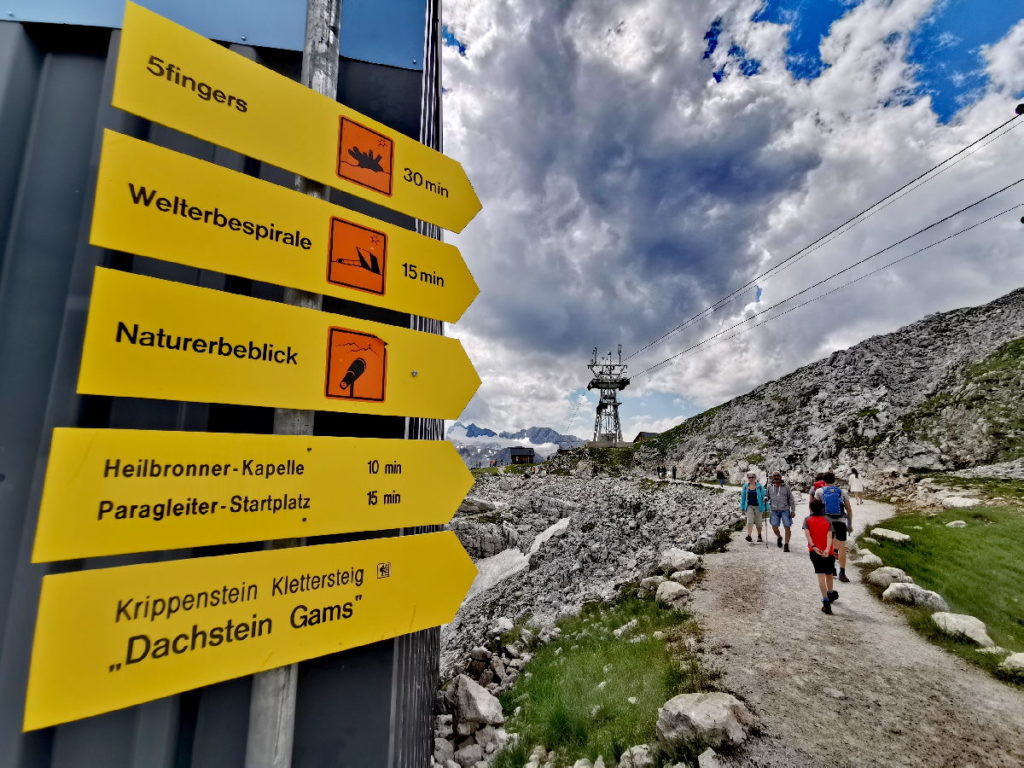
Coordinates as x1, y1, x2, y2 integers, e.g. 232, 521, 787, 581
848, 468, 865, 505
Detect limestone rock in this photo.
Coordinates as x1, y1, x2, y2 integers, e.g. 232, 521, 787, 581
640, 576, 667, 594
657, 692, 754, 756
698, 748, 725, 768
656, 581, 691, 611
613, 619, 638, 638
871, 527, 911, 543
881, 583, 949, 611
945, 520, 967, 528
487, 617, 514, 638
999, 653, 1024, 676
593, 758, 607, 768
456, 675, 504, 725
433, 737, 454, 765
658, 548, 700, 573
619, 744, 656, 768
866, 567, 914, 589
857, 549, 883, 566
670, 569, 697, 586
931, 612, 994, 647
572, 760, 593, 768
452, 742, 483, 768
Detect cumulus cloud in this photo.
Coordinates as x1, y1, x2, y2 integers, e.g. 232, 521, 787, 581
442, 0, 1024, 434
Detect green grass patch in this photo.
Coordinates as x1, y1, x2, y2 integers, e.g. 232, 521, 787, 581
493, 598, 717, 768
926, 474, 1024, 503
858, 505, 1024, 673
471, 466, 502, 476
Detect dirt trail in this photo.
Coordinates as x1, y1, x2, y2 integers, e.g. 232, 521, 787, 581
691, 495, 1024, 767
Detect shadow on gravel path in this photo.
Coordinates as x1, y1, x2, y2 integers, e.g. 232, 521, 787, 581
691, 496, 1024, 768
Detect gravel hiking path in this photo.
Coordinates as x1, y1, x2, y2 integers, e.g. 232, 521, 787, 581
691, 495, 1024, 767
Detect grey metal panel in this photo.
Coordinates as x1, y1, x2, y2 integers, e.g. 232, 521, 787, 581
3, 0, 428, 71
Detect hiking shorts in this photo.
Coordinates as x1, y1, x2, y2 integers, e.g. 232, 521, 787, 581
809, 551, 837, 575
770, 509, 793, 528
828, 517, 849, 542
745, 508, 763, 526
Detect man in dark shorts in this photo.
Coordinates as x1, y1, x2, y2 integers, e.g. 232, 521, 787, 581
814, 471, 855, 582
803, 498, 839, 614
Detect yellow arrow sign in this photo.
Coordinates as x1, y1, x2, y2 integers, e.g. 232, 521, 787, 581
112, 2, 481, 233
91, 131, 479, 323
32, 428, 473, 562
77, 268, 480, 419
23, 531, 475, 730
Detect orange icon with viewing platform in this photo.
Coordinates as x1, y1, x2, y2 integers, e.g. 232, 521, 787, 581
325, 328, 387, 402
328, 218, 387, 295
337, 117, 393, 196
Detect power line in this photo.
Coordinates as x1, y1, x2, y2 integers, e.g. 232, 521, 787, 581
634, 183, 1024, 379
654, 202, 1023, 373
624, 108, 1023, 362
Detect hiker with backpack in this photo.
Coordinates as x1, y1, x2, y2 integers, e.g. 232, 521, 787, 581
803, 497, 840, 614
814, 471, 854, 583
739, 471, 767, 543
766, 472, 796, 551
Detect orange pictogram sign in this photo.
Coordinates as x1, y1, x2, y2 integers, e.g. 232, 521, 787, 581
327, 218, 387, 295
325, 328, 387, 402
337, 117, 394, 196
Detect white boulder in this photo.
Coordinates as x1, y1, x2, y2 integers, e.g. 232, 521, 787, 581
656, 581, 691, 611
456, 675, 504, 725
619, 744, 656, 768
640, 576, 667, 594
487, 617, 514, 637
881, 583, 949, 611
433, 737, 454, 765
866, 567, 914, 589
857, 549, 883, 566
670, 569, 697, 586
698, 748, 725, 768
999, 653, 1024, 676
658, 548, 701, 573
931, 613, 994, 647
452, 742, 483, 768
657, 692, 755, 756
871, 528, 911, 543
613, 619, 638, 638
945, 520, 967, 528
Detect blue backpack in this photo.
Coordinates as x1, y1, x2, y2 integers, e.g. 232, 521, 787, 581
822, 485, 844, 517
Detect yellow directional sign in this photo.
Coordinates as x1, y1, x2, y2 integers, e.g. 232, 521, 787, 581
23, 531, 475, 730
33, 428, 473, 562
77, 268, 480, 419
91, 132, 478, 323
112, 2, 481, 233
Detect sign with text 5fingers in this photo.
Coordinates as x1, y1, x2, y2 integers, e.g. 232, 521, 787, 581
32, 429, 474, 562
113, 2, 481, 233
76, 268, 480, 419
91, 131, 479, 322
23, 532, 476, 730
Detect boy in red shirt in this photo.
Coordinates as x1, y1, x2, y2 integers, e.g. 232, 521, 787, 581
803, 498, 839, 614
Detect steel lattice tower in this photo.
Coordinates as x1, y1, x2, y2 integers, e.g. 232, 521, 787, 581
587, 346, 630, 443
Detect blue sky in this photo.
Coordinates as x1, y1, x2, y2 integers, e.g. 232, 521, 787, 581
441, 0, 1024, 438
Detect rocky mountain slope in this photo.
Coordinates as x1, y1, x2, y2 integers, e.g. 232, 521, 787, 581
447, 422, 585, 467
634, 287, 1024, 489
442, 473, 736, 675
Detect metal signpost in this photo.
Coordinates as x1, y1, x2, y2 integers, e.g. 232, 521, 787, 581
0, 0, 480, 764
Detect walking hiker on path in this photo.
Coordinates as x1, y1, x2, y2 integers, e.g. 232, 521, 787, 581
672, 466, 677, 480
814, 470, 854, 583
849, 468, 865, 504
740, 472, 767, 543
716, 468, 726, 486
809, 472, 826, 510
803, 497, 839, 614
766, 472, 796, 551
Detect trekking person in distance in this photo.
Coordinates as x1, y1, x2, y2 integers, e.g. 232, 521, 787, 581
849, 468, 865, 504
814, 471, 854, 582
809, 472, 826, 510
767, 472, 796, 551
803, 497, 839, 614
740, 471, 767, 543
716, 468, 726, 486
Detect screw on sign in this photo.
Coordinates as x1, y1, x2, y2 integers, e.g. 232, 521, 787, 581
338, 117, 394, 195
325, 328, 387, 401
328, 217, 387, 295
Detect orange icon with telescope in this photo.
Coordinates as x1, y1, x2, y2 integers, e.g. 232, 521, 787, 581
327, 217, 387, 295
337, 117, 393, 196
325, 328, 387, 402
